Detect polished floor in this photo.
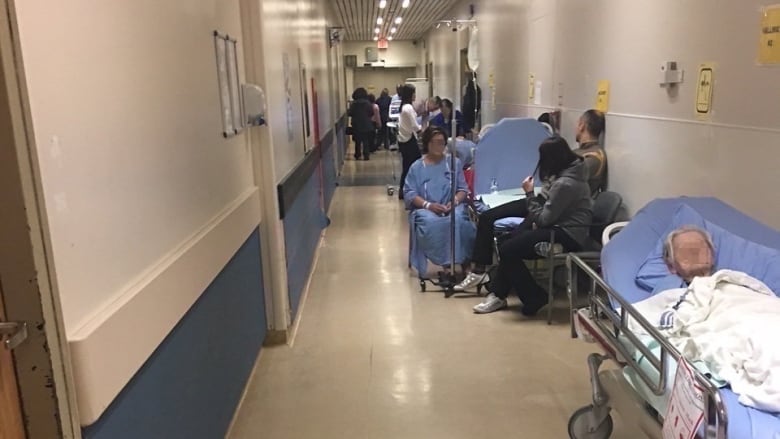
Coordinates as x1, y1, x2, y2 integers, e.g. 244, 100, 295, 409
228, 150, 635, 438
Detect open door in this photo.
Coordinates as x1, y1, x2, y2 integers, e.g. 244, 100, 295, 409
0, 0, 80, 436
0, 296, 24, 438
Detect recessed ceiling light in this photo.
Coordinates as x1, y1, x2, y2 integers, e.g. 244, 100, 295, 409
395, 17, 402, 24
375, 27, 381, 34
373, 36, 378, 41
401, 0, 410, 8
388, 36, 393, 41
379, 0, 387, 8
390, 27, 397, 33
377, 17, 383, 25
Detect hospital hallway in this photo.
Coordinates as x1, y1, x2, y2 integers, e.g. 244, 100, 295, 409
227, 151, 633, 438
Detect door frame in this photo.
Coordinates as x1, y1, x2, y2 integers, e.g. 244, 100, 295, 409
0, 0, 81, 437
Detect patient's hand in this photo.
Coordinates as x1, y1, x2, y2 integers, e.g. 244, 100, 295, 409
522, 176, 534, 193
428, 203, 449, 215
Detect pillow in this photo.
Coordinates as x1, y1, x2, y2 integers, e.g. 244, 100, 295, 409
635, 205, 707, 291
636, 204, 780, 295
706, 220, 780, 295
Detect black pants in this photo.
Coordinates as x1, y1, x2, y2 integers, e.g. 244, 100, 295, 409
489, 228, 581, 307
398, 137, 421, 198
472, 199, 529, 266
379, 123, 389, 149
354, 131, 373, 159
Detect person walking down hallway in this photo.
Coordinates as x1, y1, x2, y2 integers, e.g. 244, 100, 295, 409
376, 88, 392, 149
397, 84, 422, 199
349, 87, 375, 160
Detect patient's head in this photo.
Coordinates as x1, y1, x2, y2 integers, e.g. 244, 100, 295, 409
576, 109, 605, 143
663, 226, 715, 282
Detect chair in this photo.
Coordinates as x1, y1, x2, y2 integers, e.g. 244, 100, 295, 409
535, 191, 623, 324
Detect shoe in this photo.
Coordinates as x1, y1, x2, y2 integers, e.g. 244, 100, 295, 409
521, 296, 549, 316
454, 272, 489, 291
473, 293, 508, 314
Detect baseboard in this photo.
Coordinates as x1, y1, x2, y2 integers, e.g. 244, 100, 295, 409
263, 329, 288, 346
69, 187, 262, 425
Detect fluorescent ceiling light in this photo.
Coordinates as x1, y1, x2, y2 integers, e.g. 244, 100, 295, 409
402, 0, 410, 8
374, 27, 380, 33
379, 0, 387, 8
390, 27, 397, 33
388, 36, 394, 40
395, 17, 402, 24
373, 36, 378, 41
377, 17, 383, 25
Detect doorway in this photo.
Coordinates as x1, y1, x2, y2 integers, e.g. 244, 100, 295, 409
0, 0, 79, 436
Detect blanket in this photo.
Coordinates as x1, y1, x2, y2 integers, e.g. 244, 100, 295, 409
630, 270, 780, 412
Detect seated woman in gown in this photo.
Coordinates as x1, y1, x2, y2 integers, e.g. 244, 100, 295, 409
404, 126, 476, 277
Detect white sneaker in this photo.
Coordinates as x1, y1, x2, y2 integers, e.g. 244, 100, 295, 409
454, 271, 489, 291
473, 293, 508, 314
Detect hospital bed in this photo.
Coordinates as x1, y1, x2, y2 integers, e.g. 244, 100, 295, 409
566, 197, 780, 439
471, 117, 550, 195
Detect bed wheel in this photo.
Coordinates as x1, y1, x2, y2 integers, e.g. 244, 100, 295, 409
387, 186, 395, 196
419, 280, 426, 292
567, 405, 613, 439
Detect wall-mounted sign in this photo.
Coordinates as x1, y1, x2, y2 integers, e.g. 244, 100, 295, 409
595, 80, 610, 113
528, 73, 535, 102
758, 4, 780, 65
695, 63, 715, 121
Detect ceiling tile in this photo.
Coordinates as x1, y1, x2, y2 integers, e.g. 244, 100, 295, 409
331, 0, 460, 41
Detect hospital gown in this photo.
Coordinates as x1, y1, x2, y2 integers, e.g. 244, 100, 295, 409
403, 156, 476, 275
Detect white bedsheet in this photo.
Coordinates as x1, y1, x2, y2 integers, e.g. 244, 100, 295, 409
629, 270, 780, 413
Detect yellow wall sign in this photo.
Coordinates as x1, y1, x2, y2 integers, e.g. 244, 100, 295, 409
595, 80, 610, 113
758, 5, 780, 65
528, 73, 535, 101
695, 63, 715, 121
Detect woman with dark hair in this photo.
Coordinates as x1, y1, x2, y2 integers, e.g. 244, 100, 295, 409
430, 98, 464, 138
404, 127, 475, 277
397, 84, 422, 199
348, 87, 375, 160
466, 136, 593, 315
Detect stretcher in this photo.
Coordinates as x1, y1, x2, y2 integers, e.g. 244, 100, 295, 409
566, 197, 780, 439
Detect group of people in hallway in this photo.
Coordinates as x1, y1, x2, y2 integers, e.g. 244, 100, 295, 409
402, 107, 609, 317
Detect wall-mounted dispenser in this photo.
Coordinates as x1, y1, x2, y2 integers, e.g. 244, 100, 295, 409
660, 61, 684, 86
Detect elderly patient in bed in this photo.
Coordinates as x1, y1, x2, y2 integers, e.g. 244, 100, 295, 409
630, 226, 780, 412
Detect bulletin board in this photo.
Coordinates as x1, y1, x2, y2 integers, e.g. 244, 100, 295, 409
213, 31, 244, 137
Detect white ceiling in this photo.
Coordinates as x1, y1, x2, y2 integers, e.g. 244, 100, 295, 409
331, 0, 460, 41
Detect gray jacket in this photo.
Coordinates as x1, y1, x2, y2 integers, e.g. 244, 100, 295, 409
527, 160, 593, 245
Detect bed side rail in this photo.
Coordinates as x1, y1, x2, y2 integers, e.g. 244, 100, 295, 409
567, 253, 728, 439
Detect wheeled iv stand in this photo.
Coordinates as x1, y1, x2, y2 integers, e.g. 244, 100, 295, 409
419, 18, 478, 298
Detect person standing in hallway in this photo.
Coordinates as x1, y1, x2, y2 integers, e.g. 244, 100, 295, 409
397, 84, 422, 199
574, 109, 608, 195
368, 93, 382, 153
348, 88, 376, 160
376, 88, 392, 149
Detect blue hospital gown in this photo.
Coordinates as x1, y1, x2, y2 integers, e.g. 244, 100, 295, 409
403, 156, 476, 275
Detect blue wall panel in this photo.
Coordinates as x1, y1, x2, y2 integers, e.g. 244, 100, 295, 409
323, 143, 337, 212
284, 171, 326, 319
82, 229, 266, 439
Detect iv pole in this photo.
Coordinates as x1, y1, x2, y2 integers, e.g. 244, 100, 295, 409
436, 18, 477, 298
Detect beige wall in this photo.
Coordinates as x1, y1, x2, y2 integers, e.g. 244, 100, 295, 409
256, 0, 338, 181
14, 0, 255, 334
428, 0, 780, 228
344, 40, 421, 67
353, 67, 417, 97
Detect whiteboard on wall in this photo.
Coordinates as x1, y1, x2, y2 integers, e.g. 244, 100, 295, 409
213, 31, 243, 137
